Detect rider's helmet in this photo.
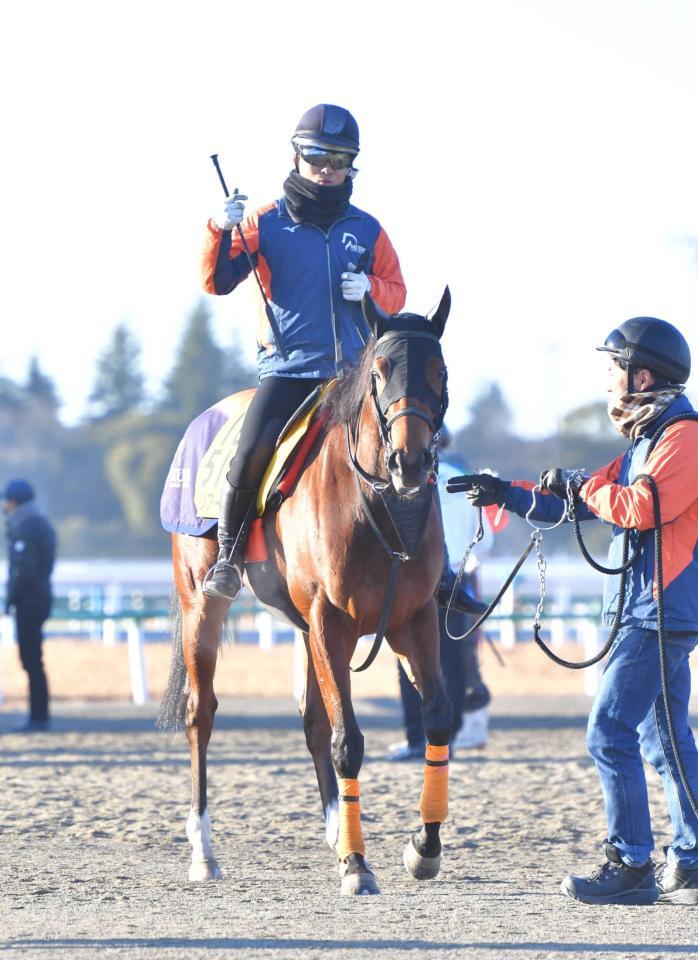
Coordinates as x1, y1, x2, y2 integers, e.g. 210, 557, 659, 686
291, 104, 360, 156
596, 317, 691, 387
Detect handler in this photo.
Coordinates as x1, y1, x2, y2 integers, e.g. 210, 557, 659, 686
447, 317, 698, 905
201, 103, 406, 600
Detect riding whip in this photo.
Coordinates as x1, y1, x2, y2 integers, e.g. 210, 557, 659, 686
209, 154, 288, 361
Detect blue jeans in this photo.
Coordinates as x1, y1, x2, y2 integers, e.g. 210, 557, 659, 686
587, 624, 698, 867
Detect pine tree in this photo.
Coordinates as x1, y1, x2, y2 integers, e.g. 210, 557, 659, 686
24, 356, 60, 410
89, 324, 146, 418
161, 301, 227, 420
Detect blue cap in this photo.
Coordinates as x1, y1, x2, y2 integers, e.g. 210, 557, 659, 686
1, 479, 35, 504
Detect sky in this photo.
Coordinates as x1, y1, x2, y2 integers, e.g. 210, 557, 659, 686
1, 0, 697, 436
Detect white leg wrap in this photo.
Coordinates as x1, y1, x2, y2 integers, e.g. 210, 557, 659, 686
186, 808, 215, 863
325, 799, 339, 850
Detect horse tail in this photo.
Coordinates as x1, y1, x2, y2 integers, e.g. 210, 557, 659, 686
156, 588, 189, 730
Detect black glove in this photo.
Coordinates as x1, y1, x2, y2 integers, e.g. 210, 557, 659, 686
539, 468, 587, 500
445, 473, 509, 507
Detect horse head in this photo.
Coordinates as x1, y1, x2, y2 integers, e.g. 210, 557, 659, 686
362, 287, 450, 496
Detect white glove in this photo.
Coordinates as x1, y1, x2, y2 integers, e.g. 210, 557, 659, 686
213, 193, 248, 231
341, 271, 371, 302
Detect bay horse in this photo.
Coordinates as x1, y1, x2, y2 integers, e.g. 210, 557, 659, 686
160, 289, 454, 895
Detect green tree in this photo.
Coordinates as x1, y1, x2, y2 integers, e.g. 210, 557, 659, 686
89, 324, 146, 419
161, 300, 227, 421
24, 356, 60, 411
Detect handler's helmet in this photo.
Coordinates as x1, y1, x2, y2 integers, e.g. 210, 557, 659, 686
596, 317, 691, 384
1, 478, 35, 504
292, 104, 360, 155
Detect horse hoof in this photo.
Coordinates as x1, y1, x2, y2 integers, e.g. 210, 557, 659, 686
188, 858, 222, 882
340, 871, 380, 896
339, 856, 380, 896
403, 838, 441, 880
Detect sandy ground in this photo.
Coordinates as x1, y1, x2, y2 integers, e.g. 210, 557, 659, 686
1, 687, 698, 960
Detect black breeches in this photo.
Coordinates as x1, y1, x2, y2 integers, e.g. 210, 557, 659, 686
226, 377, 324, 489
15, 603, 50, 722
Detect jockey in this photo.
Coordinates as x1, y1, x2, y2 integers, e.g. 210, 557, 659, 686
447, 318, 698, 905
201, 104, 406, 601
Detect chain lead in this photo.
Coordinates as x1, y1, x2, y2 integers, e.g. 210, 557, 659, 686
533, 530, 546, 630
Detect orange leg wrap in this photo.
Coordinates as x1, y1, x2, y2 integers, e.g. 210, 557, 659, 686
419, 743, 449, 824
336, 778, 366, 860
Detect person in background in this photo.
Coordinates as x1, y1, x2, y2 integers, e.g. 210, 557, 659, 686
388, 425, 494, 760
2, 479, 56, 733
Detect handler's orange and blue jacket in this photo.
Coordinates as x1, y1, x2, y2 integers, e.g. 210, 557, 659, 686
201, 199, 406, 380
502, 394, 698, 633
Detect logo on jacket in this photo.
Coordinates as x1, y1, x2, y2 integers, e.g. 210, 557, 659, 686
342, 232, 366, 258
283, 224, 301, 234
14, 540, 25, 552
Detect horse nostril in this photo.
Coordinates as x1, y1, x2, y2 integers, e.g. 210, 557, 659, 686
387, 450, 402, 475
422, 449, 434, 472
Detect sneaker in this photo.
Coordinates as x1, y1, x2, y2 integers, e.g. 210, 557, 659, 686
202, 561, 243, 601
560, 843, 658, 905
655, 860, 698, 904
455, 707, 489, 750
387, 741, 424, 762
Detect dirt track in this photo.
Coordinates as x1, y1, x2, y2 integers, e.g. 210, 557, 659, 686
1, 695, 697, 960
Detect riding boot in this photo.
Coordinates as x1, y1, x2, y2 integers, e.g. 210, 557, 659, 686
203, 483, 257, 601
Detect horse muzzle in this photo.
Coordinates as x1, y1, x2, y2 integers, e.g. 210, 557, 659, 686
387, 447, 434, 496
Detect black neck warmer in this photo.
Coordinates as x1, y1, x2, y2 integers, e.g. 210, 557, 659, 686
282, 170, 353, 229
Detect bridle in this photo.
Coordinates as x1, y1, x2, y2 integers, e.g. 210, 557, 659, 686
344, 323, 448, 673
347, 327, 448, 493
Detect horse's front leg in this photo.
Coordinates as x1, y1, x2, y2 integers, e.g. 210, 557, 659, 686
307, 599, 379, 896
390, 599, 453, 880
298, 630, 339, 851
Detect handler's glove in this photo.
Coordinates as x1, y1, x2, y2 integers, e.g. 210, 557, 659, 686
213, 192, 248, 231
446, 473, 510, 507
341, 271, 371, 302
539, 467, 588, 500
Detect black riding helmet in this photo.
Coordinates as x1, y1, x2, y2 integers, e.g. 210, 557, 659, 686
291, 103, 360, 155
596, 317, 691, 388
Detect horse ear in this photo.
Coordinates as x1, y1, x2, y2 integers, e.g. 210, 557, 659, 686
362, 292, 389, 339
427, 286, 451, 339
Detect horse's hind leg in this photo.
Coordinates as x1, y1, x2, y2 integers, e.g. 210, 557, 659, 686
298, 631, 339, 851
307, 601, 379, 896
174, 534, 225, 881
390, 601, 453, 881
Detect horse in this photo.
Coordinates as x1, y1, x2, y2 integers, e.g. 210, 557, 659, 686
160, 289, 454, 895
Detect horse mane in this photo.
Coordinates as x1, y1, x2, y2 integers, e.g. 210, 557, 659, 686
319, 312, 434, 430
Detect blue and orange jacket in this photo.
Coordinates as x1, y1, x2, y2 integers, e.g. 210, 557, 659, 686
201, 198, 406, 380
503, 394, 698, 632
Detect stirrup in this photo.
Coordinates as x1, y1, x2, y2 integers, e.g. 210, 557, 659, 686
203, 559, 243, 601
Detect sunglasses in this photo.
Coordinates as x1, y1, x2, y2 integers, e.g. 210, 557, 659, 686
297, 148, 354, 170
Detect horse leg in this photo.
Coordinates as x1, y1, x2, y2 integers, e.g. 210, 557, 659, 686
298, 631, 339, 851
175, 535, 226, 881
307, 601, 379, 896
392, 601, 453, 880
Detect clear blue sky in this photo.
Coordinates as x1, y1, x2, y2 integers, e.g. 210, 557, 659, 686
1, 0, 696, 435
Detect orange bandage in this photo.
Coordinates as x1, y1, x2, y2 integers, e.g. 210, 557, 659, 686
419, 744, 449, 824
336, 778, 365, 859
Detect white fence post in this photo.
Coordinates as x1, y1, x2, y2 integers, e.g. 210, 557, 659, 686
126, 618, 148, 705
498, 587, 516, 648
256, 611, 275, 650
